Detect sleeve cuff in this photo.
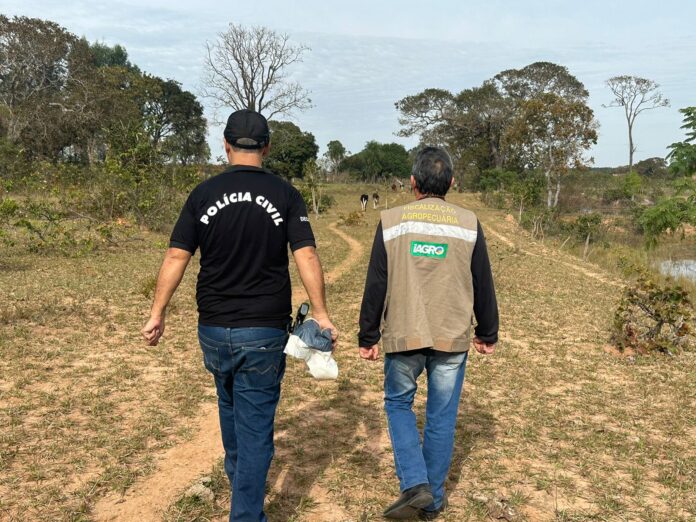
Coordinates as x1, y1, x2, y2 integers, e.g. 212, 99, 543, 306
358, 332, 381, 347
474, 331, 498, 344
169, 241, 196, 254
290, 239, 316, 252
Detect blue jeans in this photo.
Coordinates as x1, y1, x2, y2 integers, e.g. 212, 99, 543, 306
384, 349, 468, 511
198, 324, 288, 522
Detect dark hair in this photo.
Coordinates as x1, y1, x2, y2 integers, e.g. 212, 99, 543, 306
412, 146, 453, 196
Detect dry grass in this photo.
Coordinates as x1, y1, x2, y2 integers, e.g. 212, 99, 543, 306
1, 185, 695, 521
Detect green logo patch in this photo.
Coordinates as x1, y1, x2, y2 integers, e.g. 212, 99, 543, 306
410, 241, 448, 259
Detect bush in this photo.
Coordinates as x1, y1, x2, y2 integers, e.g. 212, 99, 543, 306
297, 184, 334, 214
338, 211, 365, 227
520, 208, 560, 240
636, 195, 696, 248
612, 269, 694, 355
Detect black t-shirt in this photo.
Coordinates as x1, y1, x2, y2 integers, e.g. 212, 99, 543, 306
169, 165, 315, 328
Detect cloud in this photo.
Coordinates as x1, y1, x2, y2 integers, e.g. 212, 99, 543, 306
3, 0, 694, 165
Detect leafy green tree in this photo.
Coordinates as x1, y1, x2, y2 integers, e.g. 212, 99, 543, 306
632, 157, 668, 177
341, 141, 410, 182
572, 212, 604, 260
396, 62, 593, 187
396, 83, 512, 174
87, 40, 139, 71
637, 179, 696, 248
510, 171, 545, 221
141, 77, 209, 164
265, 121, 318, 179
493, 61, 589, 102
0, 16, 94, 158
324, 140, 346, 175
622, 170, 643, 201
667, 107, 696, 177
503, 93, 598, 208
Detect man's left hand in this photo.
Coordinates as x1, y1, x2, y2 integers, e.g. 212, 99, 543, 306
142, 316, 165, 346
473, 336, 495, 355
359, 345, 380, 361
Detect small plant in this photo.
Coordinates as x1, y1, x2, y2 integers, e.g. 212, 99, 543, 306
612, 269, 694, 355
571, 212, 605, 260
139, 274, 158, 299
338, 211, 365, 227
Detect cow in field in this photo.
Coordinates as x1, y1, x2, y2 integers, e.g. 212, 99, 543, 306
372, 192, 380, 209
360, 194, 368, 211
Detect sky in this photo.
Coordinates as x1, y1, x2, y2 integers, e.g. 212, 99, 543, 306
4, 0, 695, 166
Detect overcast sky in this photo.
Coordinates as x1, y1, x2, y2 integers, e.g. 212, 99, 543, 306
4, 0, 695, 166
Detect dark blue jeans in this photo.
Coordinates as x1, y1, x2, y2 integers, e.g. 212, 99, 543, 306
198, 324, 288, 522
384, 349, 468, 511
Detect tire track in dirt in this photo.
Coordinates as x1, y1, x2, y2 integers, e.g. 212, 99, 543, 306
93, 223, 364, 522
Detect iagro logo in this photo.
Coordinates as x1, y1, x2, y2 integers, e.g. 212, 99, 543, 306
410, 241, 448, 259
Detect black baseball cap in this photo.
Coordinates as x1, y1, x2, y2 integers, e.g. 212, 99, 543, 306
223, 109, 270, 149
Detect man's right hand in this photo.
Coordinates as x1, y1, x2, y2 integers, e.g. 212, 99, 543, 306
359, 345, 380, 361
473, 336, 495, 355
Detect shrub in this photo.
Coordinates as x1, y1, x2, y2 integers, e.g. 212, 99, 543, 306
338, 211, 365, 227
636, 197, 696, 248
297, 184, 334, 214
519, 208, 560, 240
612, 269, 694, 355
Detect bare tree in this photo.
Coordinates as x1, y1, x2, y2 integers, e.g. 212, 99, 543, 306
604, 75, 669, 172
201, 24, 311, 120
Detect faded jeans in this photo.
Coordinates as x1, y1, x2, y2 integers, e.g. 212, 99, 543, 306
198, 324, 288, 522
384, 348, 468, 511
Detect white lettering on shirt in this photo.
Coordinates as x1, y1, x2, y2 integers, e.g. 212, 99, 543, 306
199, 192, 283, 226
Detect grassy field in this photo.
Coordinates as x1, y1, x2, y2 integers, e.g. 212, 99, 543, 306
1, 185, 694, 521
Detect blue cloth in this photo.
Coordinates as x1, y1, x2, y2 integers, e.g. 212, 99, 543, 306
198, 324, 288, 522
293, 319, 333, 352
383, 349, 468, 511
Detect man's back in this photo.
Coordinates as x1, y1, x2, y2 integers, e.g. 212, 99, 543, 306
378, 197, 480, 352
170, 165, 314, 328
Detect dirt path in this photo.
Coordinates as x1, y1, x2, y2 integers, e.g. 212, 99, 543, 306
484, 222, 624, 288
93, 223, 364, 522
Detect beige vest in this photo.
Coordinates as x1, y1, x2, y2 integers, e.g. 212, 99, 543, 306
380, 197, 478, 354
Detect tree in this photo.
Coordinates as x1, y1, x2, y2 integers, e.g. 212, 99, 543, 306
622, 170, 643, 202
493, 61, 589, 102
264, 121, 318, 179
341, 141, 410, 182
604, 75, 669, 173
667, 107, 696, 177
0, 16, 94, 157
395, 62, 590, 185
324, 140, 346, 175
141, 77, 209, 163
87, 40, 139, 71
202, 24, 311, 120
503, 93, 598, 208
637, 178, 696, 248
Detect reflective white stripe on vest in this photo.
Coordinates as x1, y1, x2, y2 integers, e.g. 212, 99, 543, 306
383, 221, 477, 243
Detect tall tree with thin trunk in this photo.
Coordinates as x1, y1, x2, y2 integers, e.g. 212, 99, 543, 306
503, 93, 598, 208
604, 75, 669, 172
201, 24, 311, 120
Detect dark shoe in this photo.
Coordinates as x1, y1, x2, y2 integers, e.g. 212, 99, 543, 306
383, 484, 434, 519
418, 493, 448, 520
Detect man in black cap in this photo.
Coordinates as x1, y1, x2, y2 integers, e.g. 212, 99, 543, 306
141, 109, 337, 522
